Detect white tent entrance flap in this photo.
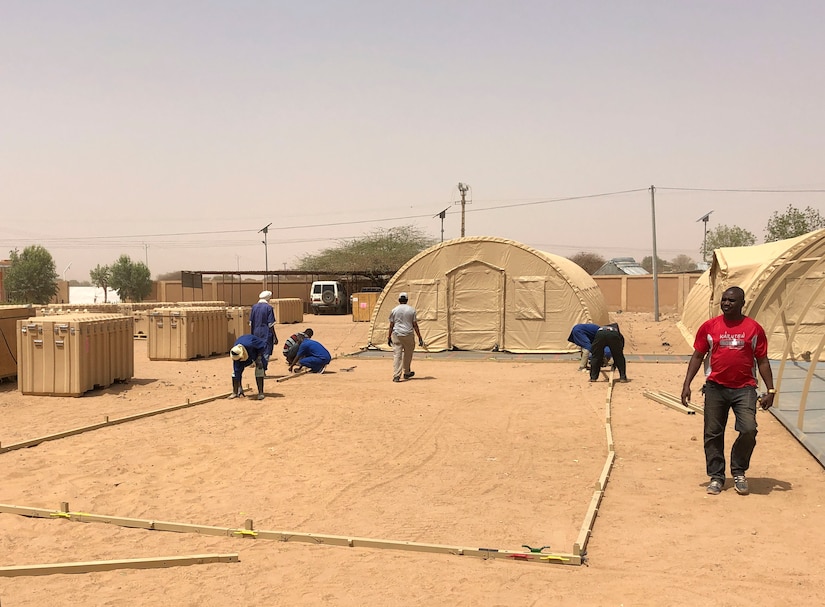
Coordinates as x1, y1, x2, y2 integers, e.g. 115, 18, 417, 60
448, 261, 503, 351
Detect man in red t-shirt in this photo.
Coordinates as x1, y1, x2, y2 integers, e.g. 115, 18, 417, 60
681, 286, 775, 496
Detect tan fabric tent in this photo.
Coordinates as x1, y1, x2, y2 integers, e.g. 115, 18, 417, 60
368, 236, 609, 353
678, 228, 825, 360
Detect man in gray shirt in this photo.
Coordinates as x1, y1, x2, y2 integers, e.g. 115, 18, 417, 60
387, 292, 425, 382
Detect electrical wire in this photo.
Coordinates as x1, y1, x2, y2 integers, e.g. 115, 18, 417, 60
657, 186, 825, 193
3, 185, 821, 255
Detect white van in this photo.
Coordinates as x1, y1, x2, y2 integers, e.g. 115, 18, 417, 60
310, 281, 348, 314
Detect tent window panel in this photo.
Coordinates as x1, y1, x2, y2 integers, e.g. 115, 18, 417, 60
513, 278, 545, 320
785, 277, 825, 325
412, 282, 439, 321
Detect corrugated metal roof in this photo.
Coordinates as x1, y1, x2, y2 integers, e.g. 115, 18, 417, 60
593, 258, 649, 276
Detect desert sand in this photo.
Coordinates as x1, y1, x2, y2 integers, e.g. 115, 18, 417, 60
1, 312, 824, 606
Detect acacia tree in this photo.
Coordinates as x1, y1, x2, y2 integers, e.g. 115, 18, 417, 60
109, 255, 152, 302
89, 264, 112, 303
568, 251, 606, 275
701, 224, 756, 260
641, 255, 672, 273
764, 204, 825, 242
296, 226, 436, 282
4, 245, 58, 304
670, 254, 698, 272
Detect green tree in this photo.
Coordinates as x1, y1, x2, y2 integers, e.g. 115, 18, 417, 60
701, 224, 756, 260
89, 264, 112, 303
670, 254, 698, 272
4, 245, 58, 304
568, 251, 606, 275
296, 225, 437, 282
764, 204, 825, 242
641, 255, 672, 273
109, 255, 152, 302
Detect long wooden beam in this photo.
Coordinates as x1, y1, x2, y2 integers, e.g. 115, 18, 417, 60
574, 491, 603, 556
0, 503, 581, 566
660, 391, 704, 415
275, 368, 310, 383
644, 391, 701, 415
573, 369, 618, 558
0, 393, 230, 454
0, 554, 239, 577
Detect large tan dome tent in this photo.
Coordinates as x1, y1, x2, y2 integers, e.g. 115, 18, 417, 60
368, 236, 609, 353
677, 228, 825, 361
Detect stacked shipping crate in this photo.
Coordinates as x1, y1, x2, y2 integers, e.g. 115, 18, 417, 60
269, 298, 303, 324
148, 307, 230, 361
351, 292, 380, 322
119, 302, 159, 338
17, 313, 134, 396
226, 306, 250, 351
0, 305, 33, 380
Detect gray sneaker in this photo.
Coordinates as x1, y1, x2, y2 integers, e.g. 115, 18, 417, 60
707, 479, 723, 495
734, 475, 749, 495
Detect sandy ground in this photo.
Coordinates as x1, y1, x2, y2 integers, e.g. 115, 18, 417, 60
1, 312, 824, 606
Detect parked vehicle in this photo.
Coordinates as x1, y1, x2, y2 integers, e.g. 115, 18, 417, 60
310, 281, 348, 314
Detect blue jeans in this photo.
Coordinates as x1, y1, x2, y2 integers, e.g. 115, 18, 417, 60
703, 381, 758, 481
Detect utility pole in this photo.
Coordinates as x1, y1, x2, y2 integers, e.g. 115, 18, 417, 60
259, 223, 272, 292
143, 243, 149, 267
650, 185, 659, 322
457, 182, 469, 237
697, 210, 714, 264
434, 207, 449, 242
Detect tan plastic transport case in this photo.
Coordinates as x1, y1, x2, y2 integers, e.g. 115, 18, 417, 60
119, 303, 165, 338
17, 313, 134, 396
36, 303, 122, 316
0, 305, 33, 379
226, 306, 250, 351
269, 298, 303, 324
148, 307, 229, 361
175, 301, 227, 307
351, 292, 380, 322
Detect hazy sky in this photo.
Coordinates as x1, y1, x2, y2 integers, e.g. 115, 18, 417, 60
3, 1, 825, 281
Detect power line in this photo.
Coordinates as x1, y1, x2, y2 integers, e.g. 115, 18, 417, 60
657, 186, 825, 193
2, 187, 654, 245
4, 185, 822, 250
466, 187, 649, 214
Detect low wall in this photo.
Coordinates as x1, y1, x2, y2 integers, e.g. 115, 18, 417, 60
592, 274, 701, 314
52, 274, 702, 316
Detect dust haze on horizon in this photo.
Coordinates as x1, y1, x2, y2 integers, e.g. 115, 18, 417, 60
2, 1, 824, 282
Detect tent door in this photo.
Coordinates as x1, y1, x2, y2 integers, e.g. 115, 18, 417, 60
447, 262, 504, 350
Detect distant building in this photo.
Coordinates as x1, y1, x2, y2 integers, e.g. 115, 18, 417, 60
593, 257, 649, 276
68, 286, 121, 304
